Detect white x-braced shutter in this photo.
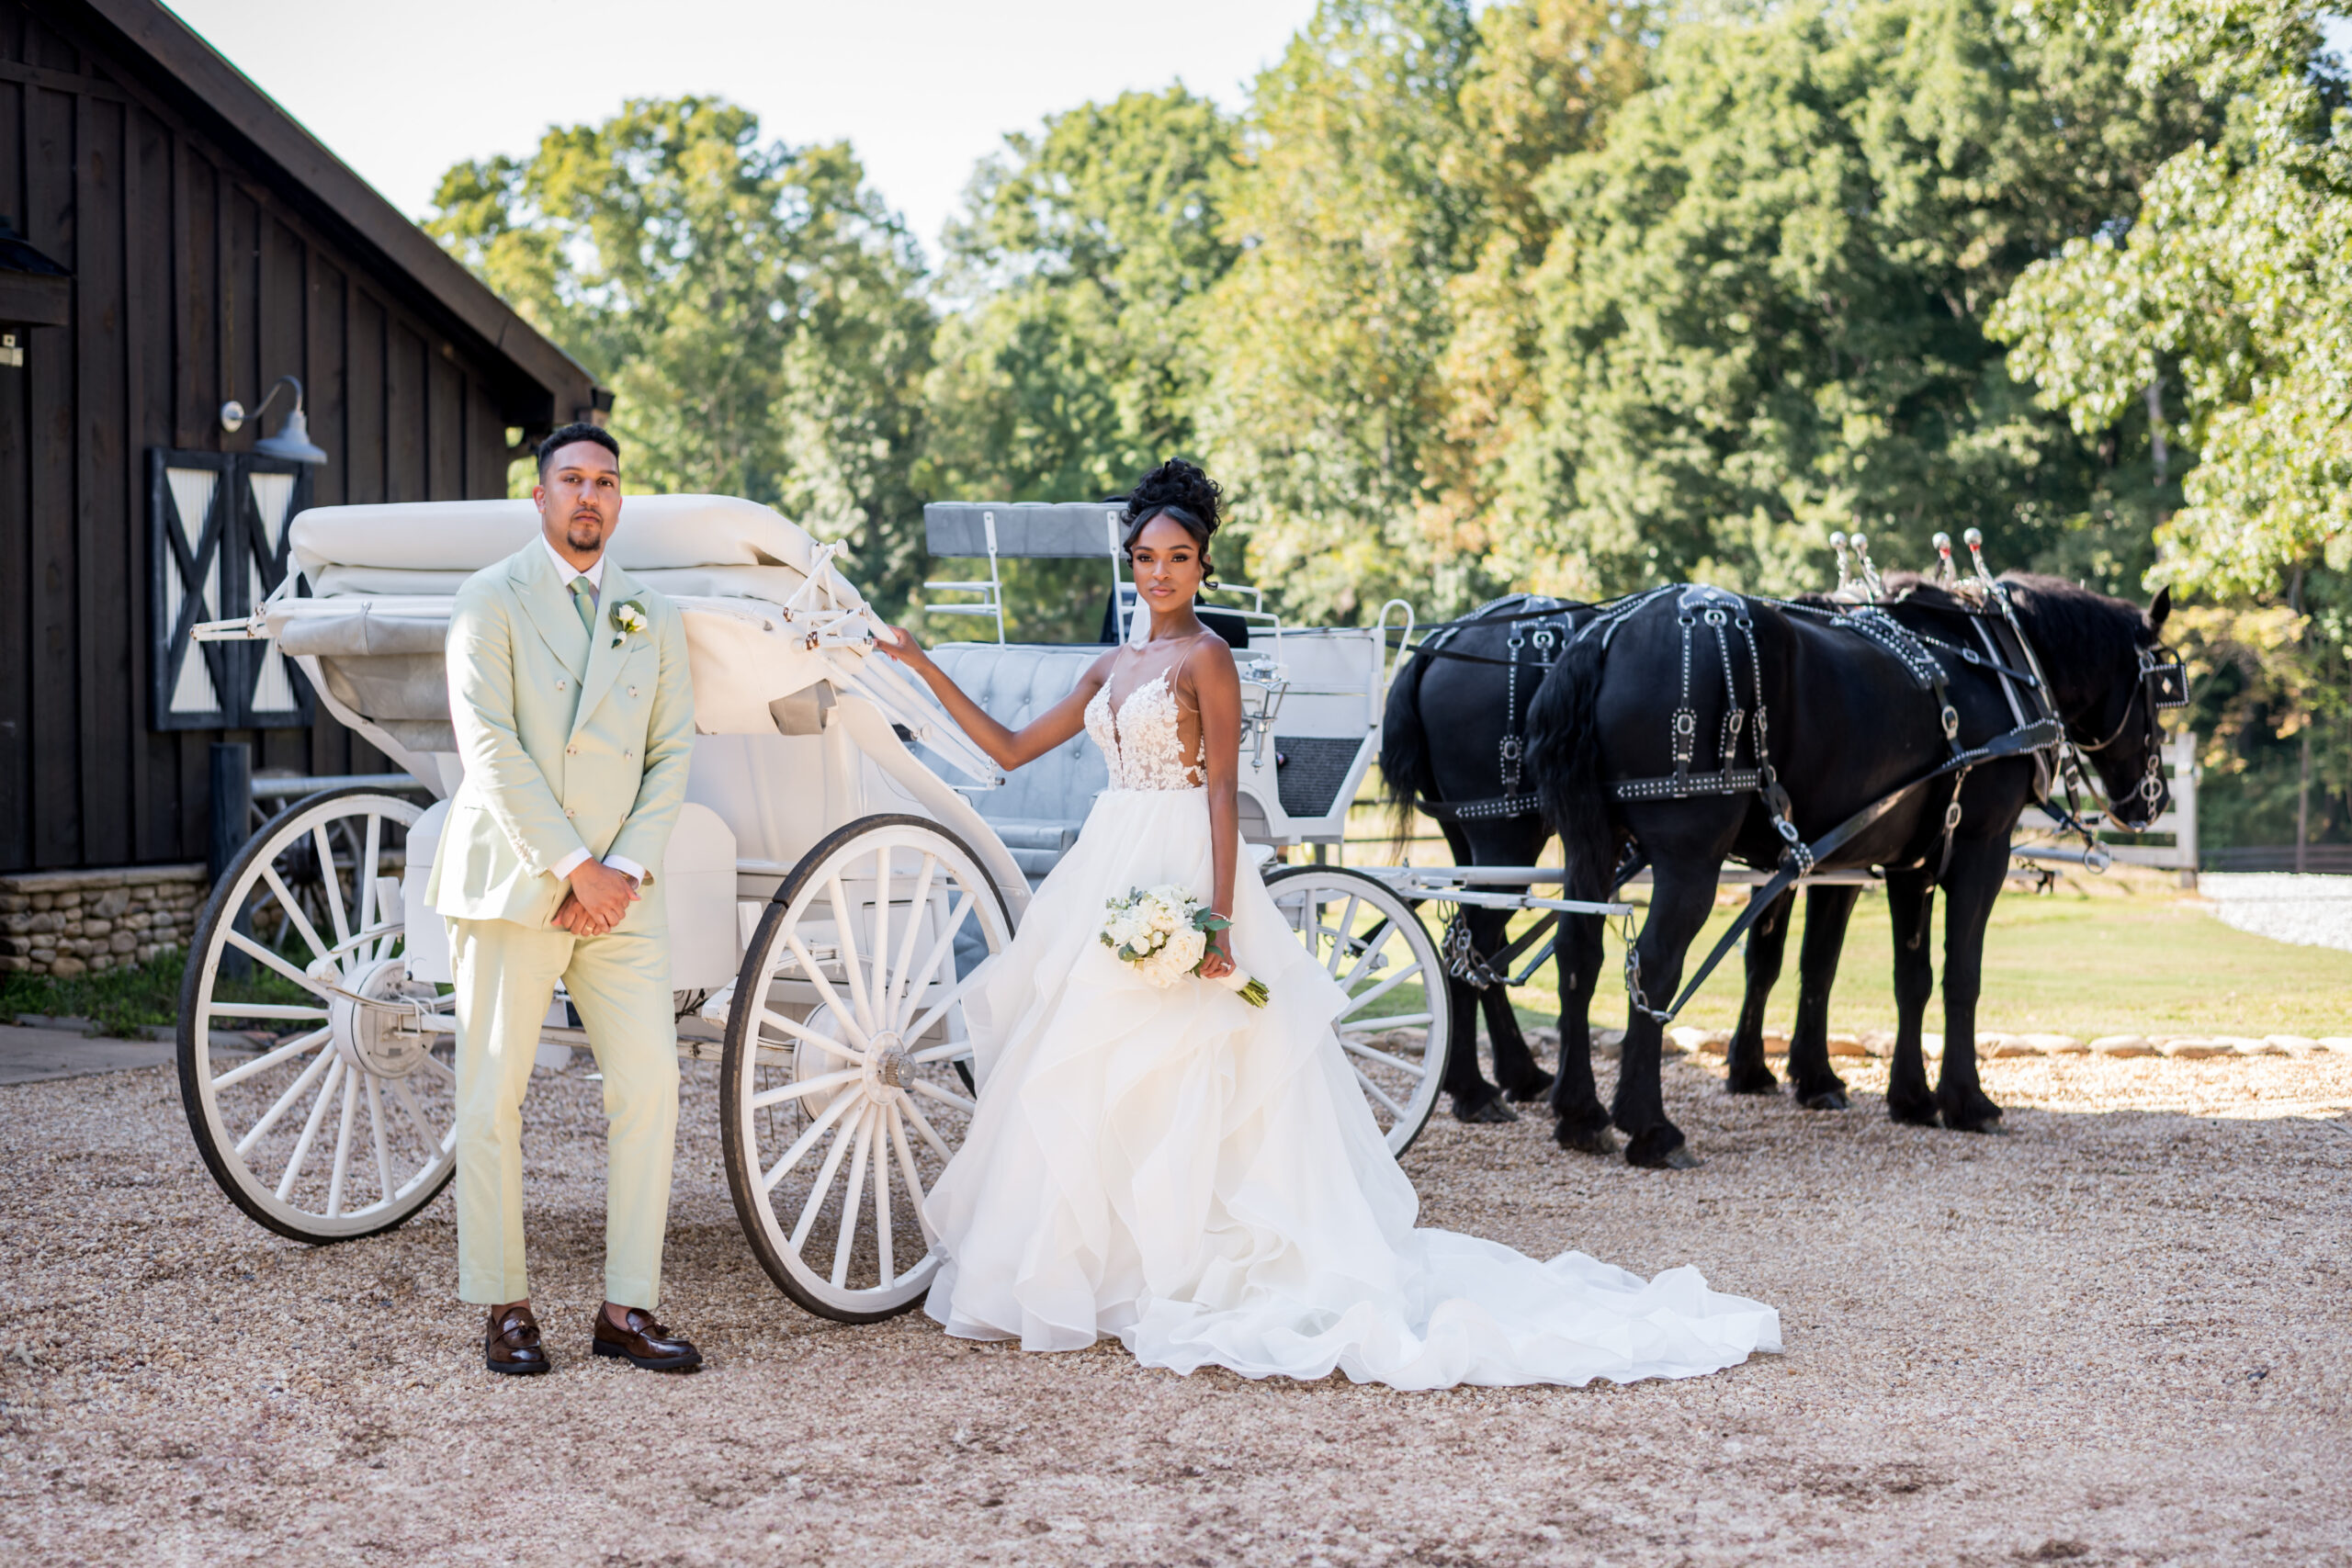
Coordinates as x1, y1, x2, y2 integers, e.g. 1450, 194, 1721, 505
149, 449, 315, 730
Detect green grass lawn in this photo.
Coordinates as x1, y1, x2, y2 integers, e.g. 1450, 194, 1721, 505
1483, 876, 2352, 1041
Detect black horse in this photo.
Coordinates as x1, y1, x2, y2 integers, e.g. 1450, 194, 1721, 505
1378, 595, 1617, 1145
1527, 572, 2175, 1168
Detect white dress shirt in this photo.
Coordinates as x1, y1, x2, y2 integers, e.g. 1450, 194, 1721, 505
539, 536, 645, 889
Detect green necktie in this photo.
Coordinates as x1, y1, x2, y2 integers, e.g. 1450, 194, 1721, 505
570, 575, 597, 635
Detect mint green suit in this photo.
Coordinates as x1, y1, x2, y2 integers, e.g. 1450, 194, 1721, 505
427, 540, 695, 1308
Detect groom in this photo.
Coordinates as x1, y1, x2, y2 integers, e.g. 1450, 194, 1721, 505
429, 423, 701, 1375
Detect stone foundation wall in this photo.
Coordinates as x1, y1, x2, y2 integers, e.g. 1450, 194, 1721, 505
0, 864, 209, 976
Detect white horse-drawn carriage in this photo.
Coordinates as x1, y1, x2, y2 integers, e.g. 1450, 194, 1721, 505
180, 496, 1453, 1322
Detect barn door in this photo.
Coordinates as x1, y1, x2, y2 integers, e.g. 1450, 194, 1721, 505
148, 449, 315, 731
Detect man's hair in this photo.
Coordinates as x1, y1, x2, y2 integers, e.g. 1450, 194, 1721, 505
536, 422, 620, 477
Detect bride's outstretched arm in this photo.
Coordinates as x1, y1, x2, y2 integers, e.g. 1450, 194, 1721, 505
874, 626, 1110, 772
1191, 643, 1244, 978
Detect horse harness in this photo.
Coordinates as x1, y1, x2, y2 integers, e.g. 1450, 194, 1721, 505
1401, 595, 1580, 987
1408, 594, 1578, 826
1611, 583, 2083, 1028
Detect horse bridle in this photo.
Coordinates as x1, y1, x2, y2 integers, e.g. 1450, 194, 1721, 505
2062, 640, 2186, 831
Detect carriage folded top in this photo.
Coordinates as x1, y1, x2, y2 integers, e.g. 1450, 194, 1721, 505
248, 494, 996, 800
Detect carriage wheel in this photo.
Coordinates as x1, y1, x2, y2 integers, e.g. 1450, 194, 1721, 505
720, 815, 1013, 1323
178, 787, 457, 1243
1263, 864, 1452, 1156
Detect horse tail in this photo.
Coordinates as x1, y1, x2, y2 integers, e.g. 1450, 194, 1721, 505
1529, 632, 1611, 900
1378, 646, 1436, 854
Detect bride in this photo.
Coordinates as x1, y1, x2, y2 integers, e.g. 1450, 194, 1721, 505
877, 459, 1780, 1390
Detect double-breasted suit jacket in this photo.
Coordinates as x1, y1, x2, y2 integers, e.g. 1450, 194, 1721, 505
430, 538, 696, 1310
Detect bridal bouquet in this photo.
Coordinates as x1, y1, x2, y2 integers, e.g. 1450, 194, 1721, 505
1099, 886, 1270, 1006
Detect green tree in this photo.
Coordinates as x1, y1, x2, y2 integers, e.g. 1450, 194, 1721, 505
917, 88, 1238, 639
426, 97, 934, 616
1194, 0, 1487, 623
1424, 0, 1653, 561
1498, 0, 2210, 600
1991, 0, 2352, 845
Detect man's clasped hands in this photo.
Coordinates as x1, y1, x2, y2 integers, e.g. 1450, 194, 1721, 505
554, 859, 640, 938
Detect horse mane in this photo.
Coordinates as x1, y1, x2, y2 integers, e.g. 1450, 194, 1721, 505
1996, 572, 2151, 674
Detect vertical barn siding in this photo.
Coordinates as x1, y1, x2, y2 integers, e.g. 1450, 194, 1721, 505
0, 4, 526, 872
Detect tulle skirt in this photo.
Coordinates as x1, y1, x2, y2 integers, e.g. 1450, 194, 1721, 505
922, 787, 1781, 1389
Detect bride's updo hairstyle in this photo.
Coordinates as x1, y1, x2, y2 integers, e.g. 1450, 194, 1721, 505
1119, 458, 1222, 587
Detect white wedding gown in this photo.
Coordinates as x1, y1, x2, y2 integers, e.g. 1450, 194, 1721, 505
921, 671, 1781, 1389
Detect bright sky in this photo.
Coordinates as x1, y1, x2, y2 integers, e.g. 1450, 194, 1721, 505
163, 0, 1319, 263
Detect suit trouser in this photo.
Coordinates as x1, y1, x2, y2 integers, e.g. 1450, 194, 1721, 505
448, 916, 679, 1308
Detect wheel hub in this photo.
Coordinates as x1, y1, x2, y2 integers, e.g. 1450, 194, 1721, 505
862, 1032, 910, 1101
330, 956, 432, 1079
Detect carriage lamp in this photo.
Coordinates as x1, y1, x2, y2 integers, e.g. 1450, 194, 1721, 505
220, 375, 330, 464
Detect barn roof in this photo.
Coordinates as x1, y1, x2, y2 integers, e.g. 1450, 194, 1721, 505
61, 0, 607, 431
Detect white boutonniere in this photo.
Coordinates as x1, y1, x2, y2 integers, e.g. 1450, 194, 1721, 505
610, 599, 648, 647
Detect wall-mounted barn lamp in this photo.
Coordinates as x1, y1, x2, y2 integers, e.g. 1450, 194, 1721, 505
220, 375, 329, 464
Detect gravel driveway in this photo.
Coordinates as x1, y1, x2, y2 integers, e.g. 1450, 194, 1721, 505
4, 1051, 2346, 1565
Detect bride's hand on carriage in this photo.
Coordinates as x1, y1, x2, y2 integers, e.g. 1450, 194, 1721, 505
874, 625, 931, 670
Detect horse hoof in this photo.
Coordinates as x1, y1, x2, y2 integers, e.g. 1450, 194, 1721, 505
1452, 1095, 1519, 1125
1725, 1071, 1780, 1097
1505, 1071, 1557, 1103
1625, 1133, 1698, 1170
1798, 1089, 1849, 1112
1554, 1121, 1616, 1156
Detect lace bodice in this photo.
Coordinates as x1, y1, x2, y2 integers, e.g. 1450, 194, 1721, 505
1085, 673, 1206, 791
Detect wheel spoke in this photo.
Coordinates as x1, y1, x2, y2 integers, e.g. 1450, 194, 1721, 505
371, 876, 401, 963
387, 1077, 454, 1188
749, 1066, 860, 1111
326, 1063, 361, 1216
356, 813, 383, 948
1342, 1012, 1432, 1033
367, 1076, 394, 1206
415, 1050, 457, 1083
258, 863, 332, 964
211, 1027, 331, 1091
789, 1102, 865, 1253
893, 891, 973, 1034
901, 964, 987, 1054
753, 1004, 867, 1063
224, 929, 334, 998
910, 1077, 977, 1114
783, 932, 872, 1052
887, 1105, 939, 1247
277, 1056, 345, 1201
826, 874, 879, 1038
1337, 925, 1392, 993
909, 1035, 973, 1065
234, 1043, 337, 1156
1340, 1035, 1429, 1077
1325, 896, 1360, 976
886, 852, 938, 1025
313, 825, 353, 948
1351, 1063, 1407, 1121
899, 1094, 957, 1161
831, 1106, 876, 1289
867, 848, 892, 1039
1339, 960, 1423, 1019
204, 1000, 329, 1023
874, 1114, 896, 1290
763, 1089, 858, 1195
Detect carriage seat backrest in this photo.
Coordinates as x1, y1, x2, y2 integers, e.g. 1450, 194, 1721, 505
922, 644, 1108, 879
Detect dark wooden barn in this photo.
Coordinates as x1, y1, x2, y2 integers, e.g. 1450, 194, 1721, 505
0, 0, 606, 879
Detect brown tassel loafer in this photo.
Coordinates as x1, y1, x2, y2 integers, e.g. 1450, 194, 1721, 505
592, 1305, 702, 1371
485, 1303, 551, 1376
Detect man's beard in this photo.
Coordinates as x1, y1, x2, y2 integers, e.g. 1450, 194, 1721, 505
565, 517, 605, 553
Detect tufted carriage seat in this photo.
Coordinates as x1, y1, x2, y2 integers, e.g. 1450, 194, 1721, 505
923, 643, 1109, 881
